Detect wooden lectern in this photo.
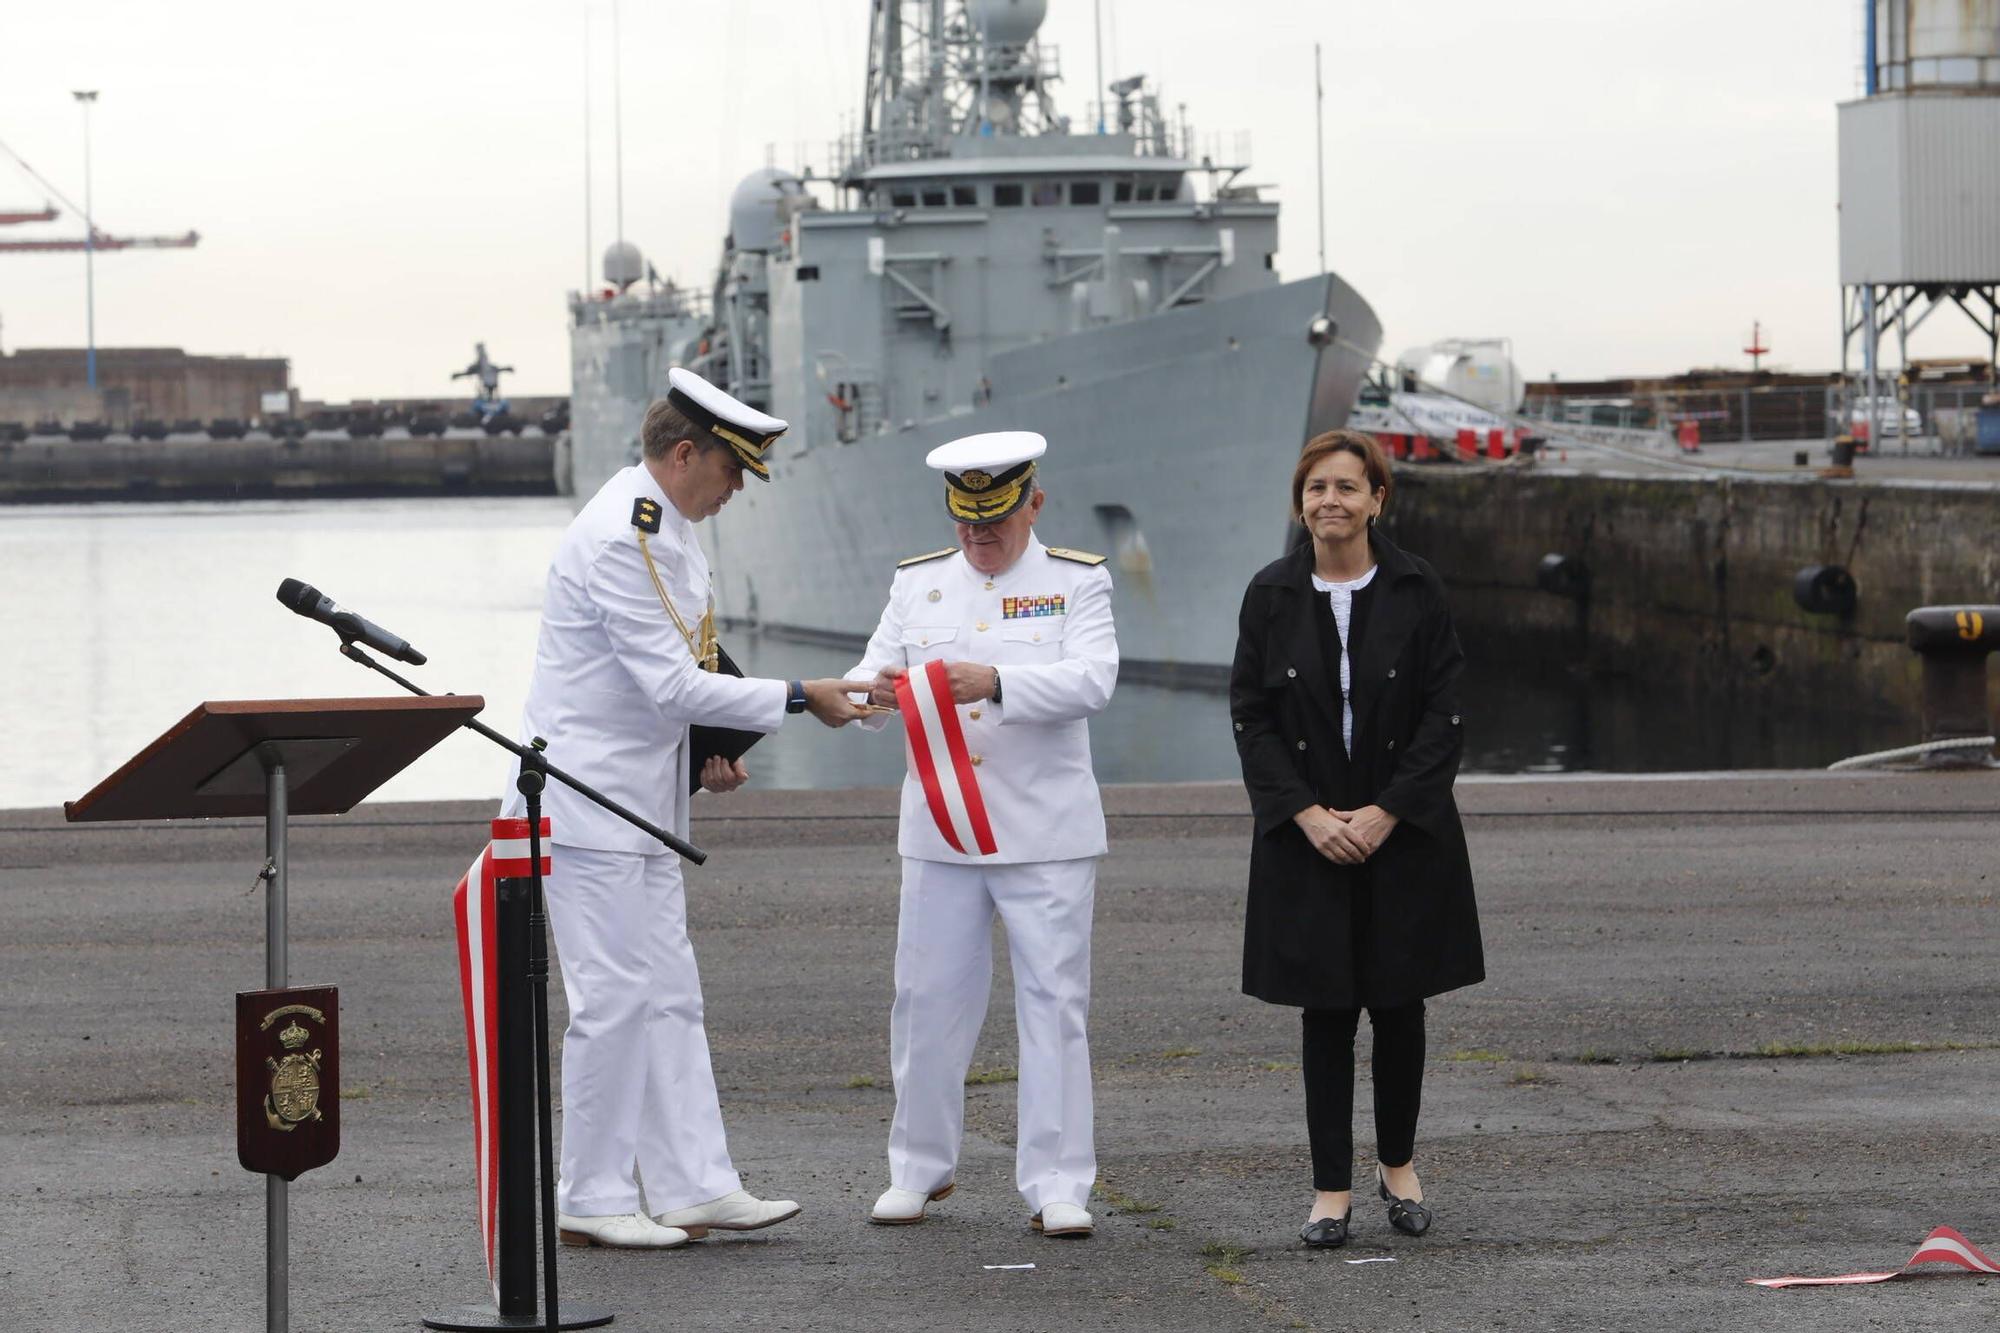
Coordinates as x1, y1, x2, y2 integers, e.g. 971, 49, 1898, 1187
66, 696, 484, 1333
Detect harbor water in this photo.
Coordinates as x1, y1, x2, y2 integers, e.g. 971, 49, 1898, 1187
0, 497, 1918, 813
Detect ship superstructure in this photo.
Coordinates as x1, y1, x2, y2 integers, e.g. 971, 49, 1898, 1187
567, 0, 1382, 676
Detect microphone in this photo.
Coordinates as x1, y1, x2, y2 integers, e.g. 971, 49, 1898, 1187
275, 578, 428, 666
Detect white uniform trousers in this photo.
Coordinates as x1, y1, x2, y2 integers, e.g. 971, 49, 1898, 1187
888, 856, 1098, 1213
544, 844, 740, 1217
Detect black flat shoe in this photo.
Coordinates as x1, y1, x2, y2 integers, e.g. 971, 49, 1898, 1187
1376, 1165, 1432, 1236
1299, 1210, 1351, 1248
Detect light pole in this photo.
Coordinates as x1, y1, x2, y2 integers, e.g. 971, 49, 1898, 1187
73, 90, 98, 390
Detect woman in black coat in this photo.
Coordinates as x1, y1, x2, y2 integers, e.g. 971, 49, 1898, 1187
1230, 428, 1483, 1249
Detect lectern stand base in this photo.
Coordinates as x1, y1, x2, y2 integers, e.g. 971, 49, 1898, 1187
422, 1302, 614, 1331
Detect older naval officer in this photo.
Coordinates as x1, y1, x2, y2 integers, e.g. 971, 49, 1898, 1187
503, 367, 867, 1250
849, 431, 1118, 1238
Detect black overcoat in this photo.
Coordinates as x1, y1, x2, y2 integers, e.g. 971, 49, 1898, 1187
1230, 530, 1484, 1010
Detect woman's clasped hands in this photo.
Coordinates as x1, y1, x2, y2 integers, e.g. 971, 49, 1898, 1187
1293, 803, 1400, 865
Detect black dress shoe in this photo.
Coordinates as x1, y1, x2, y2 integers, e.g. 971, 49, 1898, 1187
1376, 1165, 1432, 1236
1299, 1210, 1351, 1248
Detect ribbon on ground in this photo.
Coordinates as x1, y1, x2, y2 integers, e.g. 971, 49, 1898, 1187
896, 657, 998, 856
452, 816, 550, 1300
1749, 1225, 1999, 1288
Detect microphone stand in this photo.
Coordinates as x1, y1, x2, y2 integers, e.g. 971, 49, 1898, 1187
340, 641, 701, 1333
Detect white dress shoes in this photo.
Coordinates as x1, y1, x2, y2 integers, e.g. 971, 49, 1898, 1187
651, 1188, 801, 1238
556, 1212, 691, 1249
869, 1181, 956, 1225
1032, 1202, 1094, 1237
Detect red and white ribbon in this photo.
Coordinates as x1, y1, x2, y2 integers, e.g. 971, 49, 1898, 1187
489, 816, 552, 877
896, 658, 998, 856
450, 815, 550, 1299
1749, 1225, 2000, 1288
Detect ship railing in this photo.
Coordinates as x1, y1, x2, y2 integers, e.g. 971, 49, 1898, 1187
569, 286, 711, 325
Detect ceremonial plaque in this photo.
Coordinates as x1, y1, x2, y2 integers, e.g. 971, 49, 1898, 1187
237, 985, 340, 1181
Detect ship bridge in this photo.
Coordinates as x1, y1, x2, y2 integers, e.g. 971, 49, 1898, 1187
732, 0, 1281, 454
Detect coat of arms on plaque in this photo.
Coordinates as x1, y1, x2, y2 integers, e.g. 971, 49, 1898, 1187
263, 1013, 324, 1130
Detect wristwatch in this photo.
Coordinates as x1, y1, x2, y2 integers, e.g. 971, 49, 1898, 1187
990, 667, 1003, 704
786, 679, 807, 714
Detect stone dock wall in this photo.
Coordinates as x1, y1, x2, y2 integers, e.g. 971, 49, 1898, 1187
0, 434, 558, 502
1383, 468, 2000, 720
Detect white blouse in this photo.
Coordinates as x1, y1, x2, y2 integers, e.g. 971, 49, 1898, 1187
1310, 564, 1378, 756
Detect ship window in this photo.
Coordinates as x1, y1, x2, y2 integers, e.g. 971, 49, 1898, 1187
797, 265, 820, 281
1114, 181, 1133, 203
1936, 56, 1979, 85
921, 187, 947, 207
1070, 181, 1101, 205
1135, 183, 1157, 202
994, 182, 1024, 207
1031, 181, 1063, 207
952, 184, 977, 206
891, 189, 917, 208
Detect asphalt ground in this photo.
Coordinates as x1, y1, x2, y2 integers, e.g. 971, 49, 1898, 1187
3, 773, 1997, 1332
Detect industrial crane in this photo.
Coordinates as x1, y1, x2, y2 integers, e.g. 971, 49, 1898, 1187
0, 202, 199, 252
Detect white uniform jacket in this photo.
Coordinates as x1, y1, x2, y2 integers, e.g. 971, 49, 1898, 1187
502, 465, 786, 852
850, 535, 1118, 865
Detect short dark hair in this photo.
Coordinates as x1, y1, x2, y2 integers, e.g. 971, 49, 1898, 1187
1291, 428, 1391, 521
640, 398, 729, 462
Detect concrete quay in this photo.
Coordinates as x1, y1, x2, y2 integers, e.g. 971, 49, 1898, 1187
3, 773, 1997, 1332
0, 433, 557, 502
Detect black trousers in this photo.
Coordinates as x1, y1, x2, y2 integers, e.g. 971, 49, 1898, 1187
1301, 1002, 1426, 1192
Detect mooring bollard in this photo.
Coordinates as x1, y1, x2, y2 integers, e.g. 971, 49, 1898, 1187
1536, 553, 1590, 600
1793, 565, 1857, 617
1905, 606, 2000, 765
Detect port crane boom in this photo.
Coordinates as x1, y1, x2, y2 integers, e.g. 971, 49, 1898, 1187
0, 228, 199, 253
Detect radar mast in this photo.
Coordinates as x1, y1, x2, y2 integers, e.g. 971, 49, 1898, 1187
850, 0, 1064, 180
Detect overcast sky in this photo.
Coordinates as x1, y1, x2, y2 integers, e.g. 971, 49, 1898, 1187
0, 1, 1939, 401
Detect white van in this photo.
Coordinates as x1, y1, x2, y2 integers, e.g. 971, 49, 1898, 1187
1838, 397, 1924, 439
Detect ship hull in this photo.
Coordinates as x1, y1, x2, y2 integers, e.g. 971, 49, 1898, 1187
682, 271, 1381, 679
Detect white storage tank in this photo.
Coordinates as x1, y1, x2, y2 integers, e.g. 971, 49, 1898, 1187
1870, 0, 2000, 92
1394, 338, 1525, 415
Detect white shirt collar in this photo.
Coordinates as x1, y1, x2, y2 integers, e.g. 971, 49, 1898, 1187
1311, 564, 1378, 593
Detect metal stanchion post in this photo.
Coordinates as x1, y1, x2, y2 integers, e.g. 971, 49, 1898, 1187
261, 747, 289, 1333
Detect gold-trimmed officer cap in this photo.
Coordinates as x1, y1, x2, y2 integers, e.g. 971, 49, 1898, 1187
665, 366, 788, 481
924, 431, 1047, 525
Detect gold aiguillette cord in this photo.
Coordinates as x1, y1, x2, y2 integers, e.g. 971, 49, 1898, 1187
637, 531, 719, 671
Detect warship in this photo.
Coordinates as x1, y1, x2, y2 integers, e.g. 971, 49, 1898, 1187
565, 0, 1382, 677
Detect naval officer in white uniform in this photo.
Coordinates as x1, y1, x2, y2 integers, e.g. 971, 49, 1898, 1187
503, 367, 866, 1249
848, 432, 1118, 1238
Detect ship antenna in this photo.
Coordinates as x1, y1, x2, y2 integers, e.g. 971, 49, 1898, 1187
1093, 0, 1105, 133
1314, 42, 1327, 276
612, 0, 626, 247
582, 3, 594, 293
978, 8, 990, 135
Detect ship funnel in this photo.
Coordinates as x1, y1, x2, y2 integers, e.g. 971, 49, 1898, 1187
967, 0, 1046, 48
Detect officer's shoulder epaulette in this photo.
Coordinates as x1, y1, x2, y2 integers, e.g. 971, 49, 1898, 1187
1045, 546, 1107, 566
631, 497, 664, 534
897, 547, 957, 568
